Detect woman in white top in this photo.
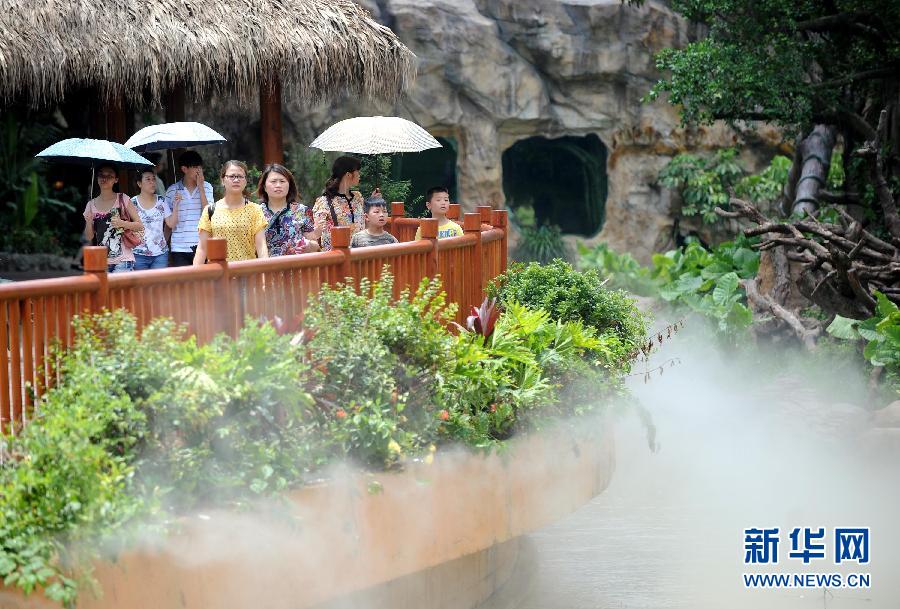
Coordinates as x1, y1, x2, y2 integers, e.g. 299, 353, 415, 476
131, 169, 173, 270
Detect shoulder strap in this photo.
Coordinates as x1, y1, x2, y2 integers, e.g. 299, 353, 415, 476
266, 205, 290, 232
117, 193, 130, 220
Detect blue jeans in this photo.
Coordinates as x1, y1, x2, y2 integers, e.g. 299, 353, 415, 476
134, 253, 169, 270
108, 260, 135, 273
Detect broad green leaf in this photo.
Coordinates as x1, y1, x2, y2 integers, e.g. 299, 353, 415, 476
826, 316, 860, 340
712, 272, 739, 306
875, 292, 898, 318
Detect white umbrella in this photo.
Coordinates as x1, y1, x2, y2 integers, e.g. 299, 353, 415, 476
124, 122, 226, 152
309, 116, 441, 155
125, 121, 226, 184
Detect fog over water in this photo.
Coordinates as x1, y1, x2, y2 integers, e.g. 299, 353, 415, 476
514, 325, 900, 609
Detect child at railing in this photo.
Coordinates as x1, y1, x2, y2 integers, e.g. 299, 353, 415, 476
414, 187, 462, 240
350, 197, 399, 248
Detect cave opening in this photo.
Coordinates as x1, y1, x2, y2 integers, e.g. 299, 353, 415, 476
501, 134, 608, 236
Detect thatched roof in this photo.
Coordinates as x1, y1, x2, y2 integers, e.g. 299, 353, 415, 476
0, 0, 416, 107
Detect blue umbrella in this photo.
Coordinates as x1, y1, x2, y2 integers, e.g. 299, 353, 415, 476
35, 138, 153, 169
124, 122, 226, 152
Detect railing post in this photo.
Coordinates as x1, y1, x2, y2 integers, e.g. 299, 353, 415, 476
491, 209, 509, 274
83, 246, 108, 312
448, 204, 461, 222
420, 218, 439, 279
390, 201, 405, 238
464, 213, 484, 304
331, 226, 353, 286
207, 238, 236, 338
477, 205, 492, 228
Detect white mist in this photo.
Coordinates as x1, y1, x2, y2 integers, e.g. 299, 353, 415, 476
516, 324, 900, 609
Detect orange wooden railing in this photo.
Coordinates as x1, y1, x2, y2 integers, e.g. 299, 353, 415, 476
0, 207, 508, 433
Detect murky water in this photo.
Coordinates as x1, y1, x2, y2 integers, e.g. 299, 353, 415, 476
512, 329, 900, 609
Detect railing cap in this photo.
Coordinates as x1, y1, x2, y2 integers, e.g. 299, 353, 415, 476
207, 237, 228, 262
419, 217, 438, 239
463, 213, 482, 231
331, 226, 353, 248
82, 246, 108, 272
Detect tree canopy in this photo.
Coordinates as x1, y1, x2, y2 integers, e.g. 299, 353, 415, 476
629, 0, 900, 324
629, 0, 900, 136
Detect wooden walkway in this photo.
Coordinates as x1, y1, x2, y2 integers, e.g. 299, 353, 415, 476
0, 204, 508, 433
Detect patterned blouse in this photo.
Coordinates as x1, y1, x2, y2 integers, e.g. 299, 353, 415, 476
131, 195, 171, 257
312, 191, 365, 251
261, 202, 314, 256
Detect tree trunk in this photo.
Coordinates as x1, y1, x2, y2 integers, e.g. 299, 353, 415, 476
792, 124, 837, 215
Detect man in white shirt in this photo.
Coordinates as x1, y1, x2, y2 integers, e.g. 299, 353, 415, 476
164, 150, 214, 266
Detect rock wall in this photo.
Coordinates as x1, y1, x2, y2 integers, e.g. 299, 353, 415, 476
199, 0, 780, 261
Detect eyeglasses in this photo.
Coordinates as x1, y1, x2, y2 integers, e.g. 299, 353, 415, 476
97, 173, 117, 180
223, 174, 246, 181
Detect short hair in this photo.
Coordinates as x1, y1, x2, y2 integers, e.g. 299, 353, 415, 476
426, 186, 450, 202
364, 197, 387, 214
136, 168, 156, 182
178, 150, 203, 168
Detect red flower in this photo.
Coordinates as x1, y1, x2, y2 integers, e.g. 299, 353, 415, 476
335, 408, 347, 420
439, 410, 450, 421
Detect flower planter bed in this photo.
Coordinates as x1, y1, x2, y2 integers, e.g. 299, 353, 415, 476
0, 423, 613, 609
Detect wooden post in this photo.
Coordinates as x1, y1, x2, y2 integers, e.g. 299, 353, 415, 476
207, 238, 236, 338
420, 218, 439, 279
82, 246, 108, 313
477, 205, 492, 227
165, 88, 187, 185
106, 94, 131, 195
390, 201, 405, 238
464, 212, 483, 304
331, 226, 353, 285
260, 77, 284, 165
165, 89, 186, 123
491, 209, 509, 274
448, 204, 461, 222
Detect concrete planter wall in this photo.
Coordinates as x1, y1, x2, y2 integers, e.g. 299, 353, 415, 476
0, 422, 614, 609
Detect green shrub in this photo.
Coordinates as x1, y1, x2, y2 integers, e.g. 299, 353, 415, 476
0, 341, 147, 606
303, 273, 455, 465
512, 224, 571, 264
577, 242, 657, 296
651, 235, 759, 335
659, 149, 792, 223
487, 260, 647, 371
0, 268, 649, 604
827, 292, 900, 396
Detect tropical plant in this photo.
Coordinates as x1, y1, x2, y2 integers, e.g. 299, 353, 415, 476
0, 268, 647, 604
629, 0, 900, 318
0, 112, 79, 254
651, 236, 759, 335
487, 260, 647, 371
302, 273, 456, 465
358, 154, 411, 207
659, 149, 793, 223
577, 242, 657, 296
827, 292, 900, 395
284, 144, 337, 205
513, 223, 571, 264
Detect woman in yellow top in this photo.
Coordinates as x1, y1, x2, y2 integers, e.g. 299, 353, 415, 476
194, 160, 268, 264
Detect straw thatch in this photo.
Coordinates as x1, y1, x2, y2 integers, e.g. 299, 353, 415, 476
0, 0, 416, 108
